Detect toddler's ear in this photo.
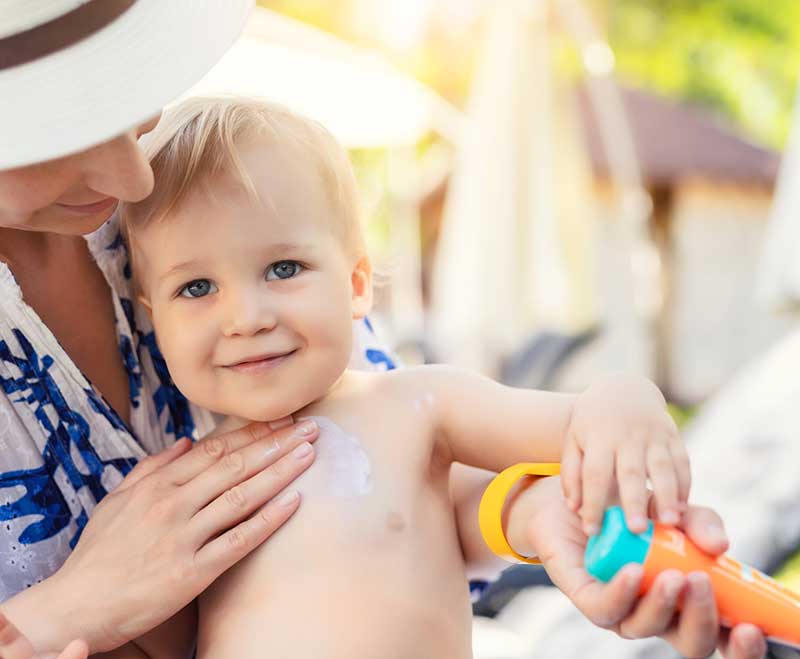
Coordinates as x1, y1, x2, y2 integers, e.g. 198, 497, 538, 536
350, 256, 373, 319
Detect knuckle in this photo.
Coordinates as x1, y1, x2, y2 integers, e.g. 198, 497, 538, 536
135, 455, 155, 470
618, 463, 643, 480
227, 528, 250, 552
259, 505, 276, 527
267, 457, 290, 481
224, 485, 248, 510
245, 423, 263, 442
647, 453, 672, 472
203, 436, 227, 459
663, 416, 679, 436
222, 451, 246, 478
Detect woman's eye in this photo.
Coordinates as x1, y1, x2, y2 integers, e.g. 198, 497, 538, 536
266, 261, 303, 281
179, 279, 217, 298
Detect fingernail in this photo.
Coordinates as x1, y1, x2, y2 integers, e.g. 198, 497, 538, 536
623, 564, 643, 588
293, 420, 317, 438
584, 523, 600, 537
628, 515, 647, 531
688, 572, 710, 597
277, 490, 299, 507
292, 442, 313, 459
661, 577, 682, 603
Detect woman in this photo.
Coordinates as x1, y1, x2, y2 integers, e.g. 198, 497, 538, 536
0, 1, 767, 658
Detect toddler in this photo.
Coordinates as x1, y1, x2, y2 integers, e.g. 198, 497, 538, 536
118, 96, 689, 658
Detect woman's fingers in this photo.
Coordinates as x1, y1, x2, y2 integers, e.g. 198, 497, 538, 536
56, 639, 89, 659
721, 624, 767, 659
114, 437, 192, 493
194, 488, 302, 584
679, 504, 729, 556
663, 572, 719, 659
617, 570, 686, 639
572, 563, 644, 628
166, 419, 316, 487
187, 440, 315, 543
180, 420, 319, 514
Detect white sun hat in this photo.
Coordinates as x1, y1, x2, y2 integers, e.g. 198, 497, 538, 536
0, 0, 253, 170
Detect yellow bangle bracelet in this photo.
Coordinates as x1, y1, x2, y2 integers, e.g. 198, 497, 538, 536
478, 462, 561, 564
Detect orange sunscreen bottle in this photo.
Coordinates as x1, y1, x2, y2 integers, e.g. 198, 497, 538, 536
585, 506, 800, 650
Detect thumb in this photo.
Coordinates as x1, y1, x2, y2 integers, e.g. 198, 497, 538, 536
0, 611, 36, 658
55, 640, 89, 659
680, 505, 729, 556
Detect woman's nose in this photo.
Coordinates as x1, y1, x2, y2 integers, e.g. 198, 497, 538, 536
82, 130, 155, 202
221, 289, 278, 338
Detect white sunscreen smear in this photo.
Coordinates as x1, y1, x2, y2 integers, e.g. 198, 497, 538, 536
293, 416, 373, 497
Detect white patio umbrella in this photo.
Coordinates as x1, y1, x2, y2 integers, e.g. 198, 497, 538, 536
429, 1, 598, 374
758, 80, 800, 309
186, 6, 461, 149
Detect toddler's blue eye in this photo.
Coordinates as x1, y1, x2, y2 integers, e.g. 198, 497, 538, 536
180, 279, 217, 298
266, 261, 303, 281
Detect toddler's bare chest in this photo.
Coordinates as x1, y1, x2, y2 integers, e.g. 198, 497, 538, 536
290, 415, 438, 539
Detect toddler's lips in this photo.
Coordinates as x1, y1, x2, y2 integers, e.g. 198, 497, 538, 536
224, 350, 297, 374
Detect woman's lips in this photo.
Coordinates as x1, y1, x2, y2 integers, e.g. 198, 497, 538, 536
57, 197, 118, 214
225, 350, 297, 374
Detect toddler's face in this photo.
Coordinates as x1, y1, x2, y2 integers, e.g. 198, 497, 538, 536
134, 139, 370, 421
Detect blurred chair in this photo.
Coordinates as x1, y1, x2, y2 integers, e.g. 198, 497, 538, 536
499, 326, 600, 390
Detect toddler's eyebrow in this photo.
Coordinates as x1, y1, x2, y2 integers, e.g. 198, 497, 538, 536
160, 259, 205, 282
266, 242, 313, 256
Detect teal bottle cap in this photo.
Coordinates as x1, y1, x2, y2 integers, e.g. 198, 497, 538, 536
584, 506, 654, 583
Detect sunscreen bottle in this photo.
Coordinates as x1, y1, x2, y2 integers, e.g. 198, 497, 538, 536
585, 506, 800, 649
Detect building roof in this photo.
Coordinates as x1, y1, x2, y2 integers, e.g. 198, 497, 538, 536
578, 85, 781, 187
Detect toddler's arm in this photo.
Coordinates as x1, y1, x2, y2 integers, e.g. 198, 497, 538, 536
415, 365, 688, 535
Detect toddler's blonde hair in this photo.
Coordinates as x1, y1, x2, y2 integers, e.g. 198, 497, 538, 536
122, 95, 365, 258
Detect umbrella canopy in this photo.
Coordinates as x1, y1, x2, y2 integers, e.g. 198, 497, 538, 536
759, 82, 800, 309
429, 2, 597, 373
186, 7, 460, 149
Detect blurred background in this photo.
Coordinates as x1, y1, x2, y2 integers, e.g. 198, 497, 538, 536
189, 1, 800, 656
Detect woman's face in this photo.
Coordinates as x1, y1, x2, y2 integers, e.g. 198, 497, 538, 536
0, 114, 161, 236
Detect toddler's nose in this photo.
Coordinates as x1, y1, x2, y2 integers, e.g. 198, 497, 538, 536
221, 290, 277, 337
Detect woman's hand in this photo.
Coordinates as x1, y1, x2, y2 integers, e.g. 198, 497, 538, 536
718, 627, 768, 659
1, 417, 319, 655
515, 476, 768, 659
0, 611, 87, 659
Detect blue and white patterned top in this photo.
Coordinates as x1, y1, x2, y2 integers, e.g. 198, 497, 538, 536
0, 214, 397, 600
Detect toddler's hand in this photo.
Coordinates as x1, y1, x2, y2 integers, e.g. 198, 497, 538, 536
561, 375, 690, 536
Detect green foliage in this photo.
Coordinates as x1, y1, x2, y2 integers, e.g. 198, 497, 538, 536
603, 0, 800, 148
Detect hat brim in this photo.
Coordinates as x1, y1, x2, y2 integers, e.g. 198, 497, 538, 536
0, 0, 253, 169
